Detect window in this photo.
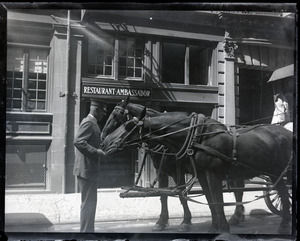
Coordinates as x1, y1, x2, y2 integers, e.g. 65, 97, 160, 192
6, 143, 48, 189
88, 37, 144, 80
88, 38, 114, 77
162, 42, 185, 83
162, 41, 212, 85
7, 47, 48, 112
189, 45, 211, 85
119, 38, 143, 79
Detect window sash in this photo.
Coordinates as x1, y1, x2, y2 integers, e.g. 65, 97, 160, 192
6, 48, 48, 112
162, 42, 211, 85
88, 37, 144, 80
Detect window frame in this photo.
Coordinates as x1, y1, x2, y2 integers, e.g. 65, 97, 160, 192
87, 36, 145, 81
6, 44, 50, 113
161, 39, 214, 86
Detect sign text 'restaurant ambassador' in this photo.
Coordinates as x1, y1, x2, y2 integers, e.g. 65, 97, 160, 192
83, 86, 151, 98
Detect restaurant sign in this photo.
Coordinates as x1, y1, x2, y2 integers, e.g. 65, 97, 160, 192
83, 85, 151, 98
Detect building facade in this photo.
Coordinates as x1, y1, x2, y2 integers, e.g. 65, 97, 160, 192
5, 9, 296, 193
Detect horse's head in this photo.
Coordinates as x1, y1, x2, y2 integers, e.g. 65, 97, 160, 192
101, 96, 130, 141
101, 107, 147, 155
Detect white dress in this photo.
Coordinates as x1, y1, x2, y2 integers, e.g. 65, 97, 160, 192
271, 97, 289, 124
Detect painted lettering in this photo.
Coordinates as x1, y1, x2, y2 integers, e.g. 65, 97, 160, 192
83, 85, 151, 98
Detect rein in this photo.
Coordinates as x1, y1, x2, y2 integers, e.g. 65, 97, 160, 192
110, 107, 292, 207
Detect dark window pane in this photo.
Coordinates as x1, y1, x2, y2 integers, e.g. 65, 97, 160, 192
6, 89, 12, 98
119, 41, 127, 56
28, 80, 37, 89
162, 42, 185, 83
38, 91, 46, 99
127, 46, 134, 56
97, 49, 105, 55
135, 39, 143, 48
136, 68, 142, 77
135, 49, 143, 57
6, 100, 12, 109
190, 45, 209, 85
97, 55, 104, 64
37, 101, 45, 110
29, 72, 38, 80
28, 90, 36, 99
27, 101, 36, 109
127, 58, 134, 67
136, 58, 142, 67
105, 66, 112, 75
7, 71, 13, 78
88, 65, 95, 74
119, 67, 126, 77
13, 100, 22, 109
105, 56, 112, 64
38, 73, 47, 80
14, 79, 22, 88
14, 90, 22, 98
14, 71, 23, 79
119, 57, 126, 67
7, 78, 13, 88
127, 68, 134, 77
38, 81, 46, 90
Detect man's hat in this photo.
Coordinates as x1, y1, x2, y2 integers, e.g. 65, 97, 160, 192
90, 99, 108, 113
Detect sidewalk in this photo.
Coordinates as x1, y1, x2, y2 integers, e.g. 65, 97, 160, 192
5, 188, 271, 231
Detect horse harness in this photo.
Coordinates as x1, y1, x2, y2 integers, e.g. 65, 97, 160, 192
117, 109, 292, 206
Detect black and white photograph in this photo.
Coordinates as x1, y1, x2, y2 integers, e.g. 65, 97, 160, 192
0, 2, 298, 241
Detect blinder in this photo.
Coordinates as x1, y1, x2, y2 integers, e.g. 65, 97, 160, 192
114, 105, 130, 122
116, 116, 145, 149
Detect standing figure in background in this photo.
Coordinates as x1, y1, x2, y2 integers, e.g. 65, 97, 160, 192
73, 99, 107, 232
271, 94, 290, 125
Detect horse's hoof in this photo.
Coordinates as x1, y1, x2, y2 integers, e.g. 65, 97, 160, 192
152, 223, 167, 231
228, 214, 245, 225
278, 223, 291, 234
177, 223, 192, 232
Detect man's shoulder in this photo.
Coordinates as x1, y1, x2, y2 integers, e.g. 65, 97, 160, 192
80, 116, 98, 129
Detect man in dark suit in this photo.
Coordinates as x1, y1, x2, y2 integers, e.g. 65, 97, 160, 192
73, 99, 107, 233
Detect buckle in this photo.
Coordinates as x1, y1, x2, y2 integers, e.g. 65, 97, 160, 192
187, 149, 194, 156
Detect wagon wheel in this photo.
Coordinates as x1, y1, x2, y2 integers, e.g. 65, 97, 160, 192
263, 178, 292, 216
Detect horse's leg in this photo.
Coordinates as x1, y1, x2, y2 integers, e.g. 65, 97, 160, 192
228, 179, 245, 225
197, 174, 219, 232
177, 172, 192, 232
206, 170, 230, 233
270, 177, 291, 234
152, 172, 169, 231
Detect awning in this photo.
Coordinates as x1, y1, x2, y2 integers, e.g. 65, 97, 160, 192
267, 64, 294, 83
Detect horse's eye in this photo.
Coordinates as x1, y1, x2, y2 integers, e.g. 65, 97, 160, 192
125, 121, 136, 131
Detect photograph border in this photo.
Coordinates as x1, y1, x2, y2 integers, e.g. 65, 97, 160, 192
1, 2, 298, 240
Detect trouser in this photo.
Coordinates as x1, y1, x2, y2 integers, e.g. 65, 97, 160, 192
77, 176, 98, 233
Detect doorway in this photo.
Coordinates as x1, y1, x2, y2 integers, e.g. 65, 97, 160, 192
238, 68, 274, 125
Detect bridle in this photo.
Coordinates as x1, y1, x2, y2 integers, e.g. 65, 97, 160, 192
113, 105, 129, 122
116, 113, 205, 155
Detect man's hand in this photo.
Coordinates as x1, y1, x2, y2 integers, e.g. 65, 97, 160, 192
96, 149, 106, 157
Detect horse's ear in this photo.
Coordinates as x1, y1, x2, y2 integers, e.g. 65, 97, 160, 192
124, 95, 130, 105
139, 107, 146, 120
120, 95, 130, 108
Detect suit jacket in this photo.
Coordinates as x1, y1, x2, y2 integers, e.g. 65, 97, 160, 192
73, 114, 102, 181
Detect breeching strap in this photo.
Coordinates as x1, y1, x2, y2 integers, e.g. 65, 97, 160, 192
192, 142, 233, 164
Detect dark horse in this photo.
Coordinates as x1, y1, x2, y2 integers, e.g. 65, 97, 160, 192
101, 98, 193, 231
102, 98, 246, 231
101, 109, 293, 234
